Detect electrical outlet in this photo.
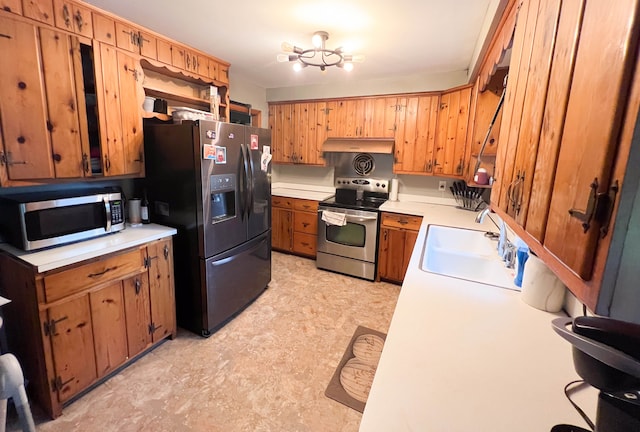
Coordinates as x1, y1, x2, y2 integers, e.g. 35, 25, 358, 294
438, 181, 447, 191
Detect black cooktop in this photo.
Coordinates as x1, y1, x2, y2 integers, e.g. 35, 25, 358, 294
320, 189, 388, 211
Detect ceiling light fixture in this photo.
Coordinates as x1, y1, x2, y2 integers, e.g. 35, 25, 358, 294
277, 31, 364, 72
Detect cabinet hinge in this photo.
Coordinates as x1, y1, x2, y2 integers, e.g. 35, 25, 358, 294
51, 375, 74, 392
148, 322, 162, 335
0, 152, 6, 166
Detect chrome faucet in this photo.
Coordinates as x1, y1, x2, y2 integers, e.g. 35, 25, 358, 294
475, 207, 511, 265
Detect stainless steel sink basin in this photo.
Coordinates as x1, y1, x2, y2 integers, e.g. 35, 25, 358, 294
421, 225, 517, 290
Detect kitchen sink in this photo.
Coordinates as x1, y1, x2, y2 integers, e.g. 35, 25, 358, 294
421, 225, 517, 290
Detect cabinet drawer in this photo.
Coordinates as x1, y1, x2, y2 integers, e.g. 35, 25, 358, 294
381, 213, 422, 231
293, 199, 318, 212
293, 232, 316, 256
272, 196, 293, 209
44, 249, 144, 303
294, 211, 317, 234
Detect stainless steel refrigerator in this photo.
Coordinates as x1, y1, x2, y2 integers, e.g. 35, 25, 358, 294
144, 120, 271, 336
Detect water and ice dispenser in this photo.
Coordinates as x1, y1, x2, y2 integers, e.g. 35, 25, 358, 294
210, 174, 236, 222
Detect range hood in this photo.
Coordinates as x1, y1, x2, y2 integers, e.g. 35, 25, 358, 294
322, 137, 395, 154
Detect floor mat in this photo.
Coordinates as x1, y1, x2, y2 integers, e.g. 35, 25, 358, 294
324, 325, 387, 413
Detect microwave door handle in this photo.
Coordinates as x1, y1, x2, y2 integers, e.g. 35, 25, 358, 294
104, 199, 112, 231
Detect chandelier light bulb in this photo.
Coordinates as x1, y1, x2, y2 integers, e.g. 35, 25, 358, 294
343, 62, 354, 72
281, 41, 294, 53
351, 54, 366, 63
276, 54, 290, 63
292, 62, 303, 72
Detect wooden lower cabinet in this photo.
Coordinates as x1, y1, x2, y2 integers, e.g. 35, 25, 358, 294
272, 196, 318, 257
377, 212, 423, 284
0, 237, 176, 419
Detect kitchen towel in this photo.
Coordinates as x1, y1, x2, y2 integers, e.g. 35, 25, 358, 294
322, 210, 347, 226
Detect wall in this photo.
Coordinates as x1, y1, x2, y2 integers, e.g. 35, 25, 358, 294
272, 164, 334, 188
266, 69, 469, 102
228, 73, 269, 128
467, 0, 507, 81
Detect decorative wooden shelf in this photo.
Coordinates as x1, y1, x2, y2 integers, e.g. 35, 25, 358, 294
142, 111, 172, 121
144, 87, 210, 107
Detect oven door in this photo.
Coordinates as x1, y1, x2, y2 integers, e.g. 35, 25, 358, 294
317, 206, 379, 263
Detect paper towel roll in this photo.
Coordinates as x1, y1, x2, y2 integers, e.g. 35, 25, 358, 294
390, 179, 399, 201
521, 255, 566, 312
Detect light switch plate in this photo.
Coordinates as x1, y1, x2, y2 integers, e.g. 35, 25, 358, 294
439, 181, 446, 191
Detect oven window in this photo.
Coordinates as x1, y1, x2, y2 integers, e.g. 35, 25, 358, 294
326, 222, 366, 247
24, 203, 105, 241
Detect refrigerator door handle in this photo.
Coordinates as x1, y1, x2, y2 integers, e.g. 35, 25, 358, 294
246, 143, 255, 218
241, 143, 251, 218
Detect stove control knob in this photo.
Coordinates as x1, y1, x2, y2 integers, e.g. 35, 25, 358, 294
382, 184, 386, 188
376, 182, 380, 187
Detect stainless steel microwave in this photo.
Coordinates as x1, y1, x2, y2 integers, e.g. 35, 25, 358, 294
0, 188, 125, 251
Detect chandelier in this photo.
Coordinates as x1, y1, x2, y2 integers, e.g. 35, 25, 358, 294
277, 31, 364, 72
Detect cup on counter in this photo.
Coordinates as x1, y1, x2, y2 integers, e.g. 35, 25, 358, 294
128, 198, 142, 226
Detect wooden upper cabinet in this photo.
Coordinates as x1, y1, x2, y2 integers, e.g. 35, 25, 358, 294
115, 21, 157, 60
0, 0, 22, 14
394, 95, 439, 174
543, 0, 640, 280
434, 86, 472, 177
366, 96, 397, 138
170, 43, 186, 70
92, 12, 115, 45
53, 0, 93, 38
94, 43, 144, 177
208, 58, 219, 81
0, 15, 90, 181
0, 16, 54, 180
156, 38, 172, 64
22, 0, 54, 25
218, 63, 229, 84
39, 27, 90, 178
115, 21, 138, 53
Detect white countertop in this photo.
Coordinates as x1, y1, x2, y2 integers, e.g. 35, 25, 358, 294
0, 224, 177, 273
360, 204, 597, 431
272, 182, 335, 201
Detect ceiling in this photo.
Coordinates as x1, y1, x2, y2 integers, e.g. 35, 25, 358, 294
84, 0, 499, 90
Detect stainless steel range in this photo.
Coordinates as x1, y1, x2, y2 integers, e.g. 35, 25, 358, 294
316, 175, 390, 280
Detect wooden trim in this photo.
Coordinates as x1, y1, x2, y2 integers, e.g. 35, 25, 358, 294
267, 84, 474, 107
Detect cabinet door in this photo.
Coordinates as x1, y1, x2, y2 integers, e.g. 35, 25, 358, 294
208, 58, 219, 81
378, 227, 418, 283
0, 0, 21, 14
366, 96, 397, 138
293, 102, 310, 163
526, 0, 585, 241
156, 38, 172, 65
53, 0, 92, 38
46, 295, 97, 403
92, 12, 115, 45
39, 27, 89, 178
0, 16, 54, 179
492, 0, 541, 212
90, 281, 128, 377
218, 64, 229, 84
123, 273, 152, 357
313, 101, 327, 165
147, 239, 176, 342
543, 0, 640, 279
272, 207, 292, 251
95, 44, 144, 176
506, 0, 562, 222
278, 103, 295, 163
434, 87, 472, 177
326, 100, 346, 137
137, 30, 157, 60
171, 44, 186, 70
394, 95, 439, 173
22, 0, 54, 25
115, 21, 139, 53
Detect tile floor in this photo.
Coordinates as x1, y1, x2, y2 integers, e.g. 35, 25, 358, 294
9, 252, 400, 432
